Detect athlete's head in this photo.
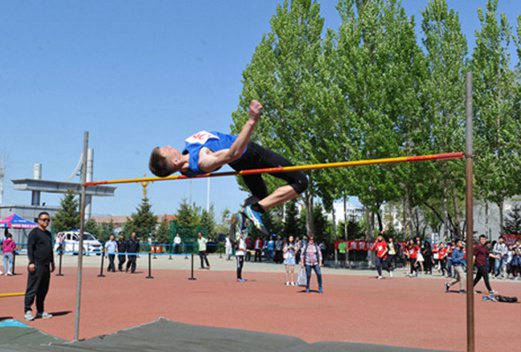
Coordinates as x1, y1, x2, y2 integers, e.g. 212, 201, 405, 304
149, 146, 182, 177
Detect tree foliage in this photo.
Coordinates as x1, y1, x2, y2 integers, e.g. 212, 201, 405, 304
53, 189, 80, 233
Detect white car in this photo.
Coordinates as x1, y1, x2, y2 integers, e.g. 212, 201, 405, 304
54, 231, 102, 255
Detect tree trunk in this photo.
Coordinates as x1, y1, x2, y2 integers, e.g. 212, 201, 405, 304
498, 200, 504, 235
304, 190, 315, 235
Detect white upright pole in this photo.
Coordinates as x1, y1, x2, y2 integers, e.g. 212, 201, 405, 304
74, 132, 88, 342
206, 178, 210, 212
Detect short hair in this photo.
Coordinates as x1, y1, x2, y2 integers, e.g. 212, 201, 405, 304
479, 235, 488, 240
38, 211, 50, 219
149, 147, 175, 177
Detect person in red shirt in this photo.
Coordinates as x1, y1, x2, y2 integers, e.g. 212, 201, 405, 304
406, 239, 420, 277
370, 234, 389, 279
473, 235, 496, 295
438, 242, 448, 276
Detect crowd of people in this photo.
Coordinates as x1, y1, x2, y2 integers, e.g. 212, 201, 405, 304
97, 232, 141, 273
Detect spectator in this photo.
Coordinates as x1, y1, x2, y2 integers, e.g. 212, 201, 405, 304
492, 236, 508, 278
473, 235, 496, 295
274, 236, 283, 264
283, 235, 297, 286
225, 235, 233, 261
386, 236, 397, 272
438, 242, 448, 276
422, 240, 433, 275
117, 233, 127, 271
173, 233, 182, 254
235, 234, 247, 282
445, 239, 466, 293
370, 234, 390, 279
105, 234, 117, 273
245, 235, 253, 261
301, 234, 323, 293
267, 237, 274, 262
446, 241, 454, 278
126, 232, 140, 273
338, 239, 347, 268
416, 241, 425, 274
254, 237, 263, 262
406, 239, 419, 277
197, 232, 210, 269
2, 232, 16, 276
510, 240, 521, 280
24, 212, 54, 321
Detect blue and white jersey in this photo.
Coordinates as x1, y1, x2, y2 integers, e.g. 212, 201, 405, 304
181, 130, 247, 176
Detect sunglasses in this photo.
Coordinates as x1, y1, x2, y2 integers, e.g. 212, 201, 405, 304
39, 218, 50, 222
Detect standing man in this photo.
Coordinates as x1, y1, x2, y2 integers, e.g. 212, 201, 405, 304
445, 239, 466, 293
173, 233, 182, 254
338, 239, 347, 268
117, 233, 127, 272
236, 234, 247, 282
492, 236, 508, 278
105, 234, 117, 273
274, 236, 284, 264
126, 232, 140, 273
197, 232, 210, 269
473, 235, 496, 296
149, 100, 308, 235
24, 212, 54, 321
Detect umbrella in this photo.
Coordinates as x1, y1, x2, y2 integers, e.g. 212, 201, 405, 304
0, 213, 38, 229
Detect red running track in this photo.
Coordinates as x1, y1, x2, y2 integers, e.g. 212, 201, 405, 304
1, 267, 520, 351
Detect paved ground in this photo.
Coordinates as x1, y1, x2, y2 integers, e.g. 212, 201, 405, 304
1, 254, 520, 352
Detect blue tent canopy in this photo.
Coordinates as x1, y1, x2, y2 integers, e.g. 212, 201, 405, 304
0, 213, 38, 229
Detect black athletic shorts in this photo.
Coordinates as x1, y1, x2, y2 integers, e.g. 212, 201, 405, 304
229, 142, 308, 199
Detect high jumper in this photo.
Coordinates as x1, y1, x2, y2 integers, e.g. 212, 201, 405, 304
148, 100, 308, 234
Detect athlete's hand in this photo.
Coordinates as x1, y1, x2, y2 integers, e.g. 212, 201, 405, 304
28, 263, 36, 273
249, 100, 263, 122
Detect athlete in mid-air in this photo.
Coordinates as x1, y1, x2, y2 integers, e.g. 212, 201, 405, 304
148, 100, 308, 234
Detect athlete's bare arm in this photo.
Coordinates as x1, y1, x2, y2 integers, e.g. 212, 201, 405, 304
198, 100, 263, 172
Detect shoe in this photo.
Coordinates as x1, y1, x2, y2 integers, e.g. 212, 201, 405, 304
459, 290, 466, 294
377, 276, 383, 280
285, 282, 290, 286
305, 288, 310, 293
242, 205, 268, 234
318, 287, 323, 294
24, 311, 35, 321
389, 271, 393, 278
291, 282, 296, 286
37, 312, 52, 319
7, 272, 12, 276
445, 282, 450, 293
237, 278, 245, 283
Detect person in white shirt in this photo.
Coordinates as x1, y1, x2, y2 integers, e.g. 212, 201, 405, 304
197, 232, 210, 269
104, 234, 118, 273
225, 235, 233, 261
173, 234, 182, 254
236, 235, 247, 282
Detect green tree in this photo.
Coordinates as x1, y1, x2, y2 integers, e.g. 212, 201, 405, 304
99, 221, 115, 242
231, 0, 333, 234
155, 220, 171, 244
504, 204, 521, 234
472, 0, 518, 233
419, 0, 468, 239
175, 198, 201, 226
85, 218, 100, 237
283, 199, 300, 237
52, 189, 80, 233
124, 196, 157, 239
200, 206, 217, 239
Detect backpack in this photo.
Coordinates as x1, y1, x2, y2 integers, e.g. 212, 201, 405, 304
495, 295, 518, 303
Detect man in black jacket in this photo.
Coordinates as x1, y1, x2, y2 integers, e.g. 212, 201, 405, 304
126, 232, 140, 273
24, 212, 55, 321
117, 233, 127, 271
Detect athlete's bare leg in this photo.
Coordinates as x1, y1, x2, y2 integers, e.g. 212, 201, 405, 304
258, 185, 298, 210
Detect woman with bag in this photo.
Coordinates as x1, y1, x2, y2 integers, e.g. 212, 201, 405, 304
283, 236, 297, 286
300, 234, 323, 293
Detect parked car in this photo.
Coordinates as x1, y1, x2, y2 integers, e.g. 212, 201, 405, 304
54, 231, 102, 255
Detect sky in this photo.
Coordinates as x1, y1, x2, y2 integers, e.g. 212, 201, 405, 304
0, 0, 519, 220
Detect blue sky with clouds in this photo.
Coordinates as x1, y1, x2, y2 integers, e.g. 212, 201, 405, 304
0, 0, 519, 219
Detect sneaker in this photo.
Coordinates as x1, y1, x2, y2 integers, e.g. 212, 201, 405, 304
6, 272, 13, 276
305, 288, 310, 293
377, 276, 383, 280
24, 311, 35, 321
389, 271, 393, 278
237, 278, 245, 283
445, 282, 450, 293
318, 287, 323, 294
37, 312, 52, 319
459, 290, 466, 294
291, 282, 296, 286
285, 282, 290, 286
242, 205, 268, 234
